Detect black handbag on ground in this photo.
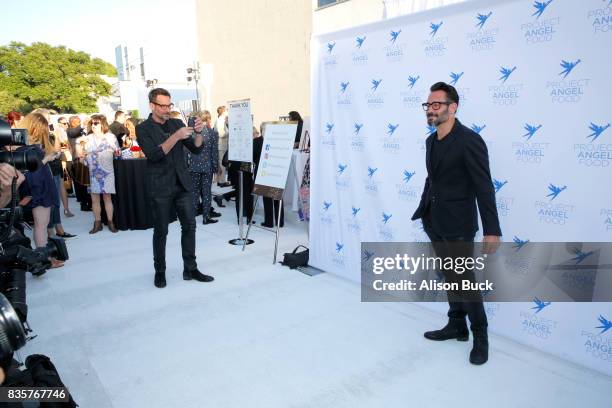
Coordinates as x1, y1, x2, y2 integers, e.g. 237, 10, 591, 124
280, 245, 309, 269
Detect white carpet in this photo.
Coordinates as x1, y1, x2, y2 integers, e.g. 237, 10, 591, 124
17, 198, 611, 408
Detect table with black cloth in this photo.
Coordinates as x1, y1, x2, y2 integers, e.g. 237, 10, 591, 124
113, 159, 153, 230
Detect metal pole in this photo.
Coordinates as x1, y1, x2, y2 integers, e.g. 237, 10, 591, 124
273, 198, 283, 264
238, 170, 244, 239
243, 194, 259, 251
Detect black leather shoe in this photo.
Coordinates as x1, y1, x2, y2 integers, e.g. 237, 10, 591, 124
213, 196, 226, 207
183, 269, 214, 282
469, 329, 489, 365
424, 317, 469, 341
154, 272, 166, 288
209, 210, 222, 218
57, 232, 77, 238
203, 218, 218, 224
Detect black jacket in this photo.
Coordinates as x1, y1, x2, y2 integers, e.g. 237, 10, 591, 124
412, 119, 501, 238
136, 115, 204, 197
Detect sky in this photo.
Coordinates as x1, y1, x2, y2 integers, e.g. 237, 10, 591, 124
1, 0, 199, 82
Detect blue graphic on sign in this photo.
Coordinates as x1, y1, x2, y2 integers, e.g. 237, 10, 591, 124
493, 178, 507, 193
532, 1, 553, 19
531, 298, 551, 313
356, 36, 366, 48
382, 213, 393, 224
587, 123, 610, 142
559, 59, 581, 79
570, 248, 594, 264
449, 71, 464, 85
596, 315, 612, 334
546, 183, 566, 201
430, 22, 443, 37
403, 170, 415, 183
476, 12, 493, 29
512, 236, 529, 251
327, 42, 335, 54
387, 123, 399, 135
523, 124, 542, 140
408, 75, 420, 89
371, 79, 383, 91
499, 66, 517, 83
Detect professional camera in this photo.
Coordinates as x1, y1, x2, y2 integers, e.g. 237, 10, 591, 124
0, 118, 41, 172
0, 292, 28, 370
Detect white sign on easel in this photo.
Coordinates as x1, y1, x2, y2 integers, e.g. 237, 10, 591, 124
255, 122, 298, 191
228, 99, 253, 162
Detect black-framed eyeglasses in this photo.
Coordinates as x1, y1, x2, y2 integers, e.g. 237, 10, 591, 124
421, 101, 453, 111
152, 101, 174, 109
59, 122, 68, 126
91, 121, 101, 126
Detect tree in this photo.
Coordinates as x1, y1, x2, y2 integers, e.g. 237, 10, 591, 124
0, 42, 117, 113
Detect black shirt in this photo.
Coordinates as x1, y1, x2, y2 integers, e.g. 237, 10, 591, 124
430, 131, 450, 173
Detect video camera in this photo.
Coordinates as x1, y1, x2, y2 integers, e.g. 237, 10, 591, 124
0, 119, 41, 172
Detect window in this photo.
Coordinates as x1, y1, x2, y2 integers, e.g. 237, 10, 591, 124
317, 0, 346, 9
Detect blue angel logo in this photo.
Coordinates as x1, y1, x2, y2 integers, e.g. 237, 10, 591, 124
351, 207, 361, 217
471, 123, 486, 134
512, 236, 529, 251
337, 163, 348, 175
390, 30, 402, 44
430, 22, 443, 37
570, 248, 594, 264
371, 78, 383, 91
356, 36, 366, 48
499, 66, 517, 83
325, 122, 334, 134
367, 167, 378, 178
449, 71, 464, 85
546, 183, 566, 201
523, 123, 542, 140
493, 178, 507, 193
362, 249, 375, 262
403, 170, 415, 183
354, 123, 363, 135
387, 123, 399, 136
408, 75, 420, 89
426, 125, 436, 135
382, 212, 393, 224
532, 1, 553, 19
322, 201, 332, 211
327, 42, 336, 54
559, 59, 581, 79
596, 315, 612, 334
335, 242, 344, 253
531, 298, 551, 313
340, 81, 349, 93
587, 122, 610, 142
475, 12, 492, 29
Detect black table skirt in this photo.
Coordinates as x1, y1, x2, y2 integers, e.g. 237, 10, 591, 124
113, 159, 153, 230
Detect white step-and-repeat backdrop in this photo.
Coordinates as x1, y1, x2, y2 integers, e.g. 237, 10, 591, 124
310, 0, 612, 375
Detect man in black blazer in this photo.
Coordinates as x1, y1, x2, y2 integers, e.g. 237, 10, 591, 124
137, 88, 214, 288
412, 82, 501, 365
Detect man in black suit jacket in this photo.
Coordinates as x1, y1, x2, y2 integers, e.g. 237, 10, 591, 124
412, 82, 501, 365
137, 88, 214, 288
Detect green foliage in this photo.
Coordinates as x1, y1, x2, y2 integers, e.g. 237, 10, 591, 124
129, 109, 140, 119
0, 42, 117, 114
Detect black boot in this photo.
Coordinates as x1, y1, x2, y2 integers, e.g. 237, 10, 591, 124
424, 317, 469, 341
183, 269, 214, 282
469, 328, 489, 365
154, 271, 166, 288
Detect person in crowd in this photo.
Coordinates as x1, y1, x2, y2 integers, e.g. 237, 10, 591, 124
7, 111, 23, 128
123, 119, 137, 148
288, 110, 303, 149
17, 112, 64, 268
55, 116, 75, 218
214, 106, 230, 187
31, 109, 75, 239
229, 126, 262, 224
213, 150, 235, 208
412, 82, 501, 365
109, 111, 128, 147
67, 116, 91, 212
187, 110, 220, 225
260, 122, 284, 228
169, 111, 184, 122
136, 88, 214, 288
77, 114, 119, 234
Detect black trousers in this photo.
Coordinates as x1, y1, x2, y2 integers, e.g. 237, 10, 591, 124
263, 197, 284, 227
149, 183, 197, 273
424, 224, 488, 332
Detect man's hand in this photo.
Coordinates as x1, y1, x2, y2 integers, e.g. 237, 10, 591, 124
194, 117, 205, 134
173, 127, 195, 140
482, 235, 501, 254
0, 163, 25, 207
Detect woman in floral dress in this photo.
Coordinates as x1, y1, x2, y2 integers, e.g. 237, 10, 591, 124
78, 114, 119, 234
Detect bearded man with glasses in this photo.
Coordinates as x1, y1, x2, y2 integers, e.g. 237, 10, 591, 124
412, 82, 501, 365
136, 88, 214, 288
